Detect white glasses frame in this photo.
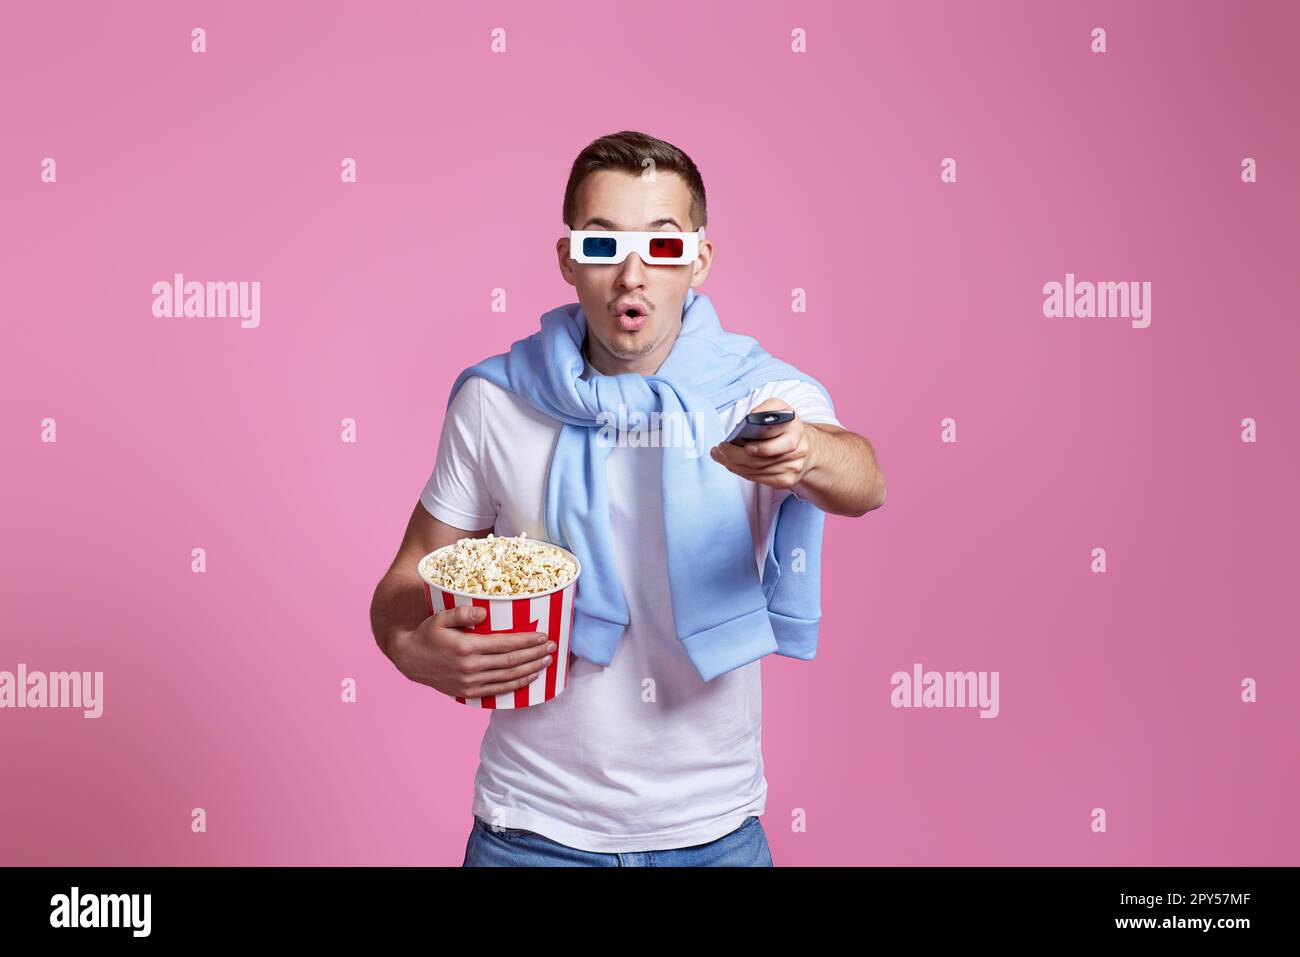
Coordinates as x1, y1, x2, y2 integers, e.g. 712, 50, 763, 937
568, 227, 706, 265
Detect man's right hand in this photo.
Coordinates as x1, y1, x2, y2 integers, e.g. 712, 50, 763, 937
384, 604, 556, 699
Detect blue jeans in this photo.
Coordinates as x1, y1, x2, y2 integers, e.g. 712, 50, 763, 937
462, 814, 774, 867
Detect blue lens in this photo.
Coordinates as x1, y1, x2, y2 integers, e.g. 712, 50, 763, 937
582, 236, 618, 258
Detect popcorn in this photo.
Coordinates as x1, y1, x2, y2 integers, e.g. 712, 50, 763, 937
419, 533, 581, 708
419, 532, 578, 597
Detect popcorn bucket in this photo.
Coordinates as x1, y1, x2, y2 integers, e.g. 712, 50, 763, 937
417, 541, 580, 709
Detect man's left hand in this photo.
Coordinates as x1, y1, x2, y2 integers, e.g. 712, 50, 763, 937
708, 398, 816, 492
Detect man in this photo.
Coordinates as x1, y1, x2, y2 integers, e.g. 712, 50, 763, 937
369, 131, 886, 867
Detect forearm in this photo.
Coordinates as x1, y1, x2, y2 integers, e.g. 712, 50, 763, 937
370, 562, 431, 659
792, 425, 886, 517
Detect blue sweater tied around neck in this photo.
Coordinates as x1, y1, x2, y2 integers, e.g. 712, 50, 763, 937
444, 287, 835, 682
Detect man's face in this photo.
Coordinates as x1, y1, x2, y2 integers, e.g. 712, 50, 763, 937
556, 169, 713, 376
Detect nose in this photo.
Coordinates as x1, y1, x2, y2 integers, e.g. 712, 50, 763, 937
616, 251, 648, 288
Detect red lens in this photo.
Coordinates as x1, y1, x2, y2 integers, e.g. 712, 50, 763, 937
648, 237, 685, 258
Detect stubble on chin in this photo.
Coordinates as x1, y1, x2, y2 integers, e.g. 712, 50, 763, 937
606, 334, 660, 360
603, 328, 660, 358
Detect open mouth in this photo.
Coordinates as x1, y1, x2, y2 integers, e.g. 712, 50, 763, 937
615, 302, 648, 330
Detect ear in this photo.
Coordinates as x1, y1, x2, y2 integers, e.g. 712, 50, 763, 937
690, 236, 713, 285
556, 237, 577, 286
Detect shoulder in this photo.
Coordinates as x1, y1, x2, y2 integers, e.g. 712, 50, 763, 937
458, 373, 561, 433
739, 378, 842, 428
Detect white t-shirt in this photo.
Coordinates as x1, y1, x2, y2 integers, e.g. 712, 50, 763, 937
420, 355, 842, 853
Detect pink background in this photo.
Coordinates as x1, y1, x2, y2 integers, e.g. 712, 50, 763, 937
2, 0, 1297, 865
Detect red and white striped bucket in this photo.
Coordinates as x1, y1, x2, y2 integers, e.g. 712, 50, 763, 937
417, 542, 580, 709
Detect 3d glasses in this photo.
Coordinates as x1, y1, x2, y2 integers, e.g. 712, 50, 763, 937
568, 227, 706, 265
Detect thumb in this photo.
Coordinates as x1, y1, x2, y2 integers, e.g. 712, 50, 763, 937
442, 603, 487, 628
749, 398, 793, 414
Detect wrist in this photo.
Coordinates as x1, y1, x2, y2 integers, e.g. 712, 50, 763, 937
793, 424, 825, 497
380, 627, 411, 665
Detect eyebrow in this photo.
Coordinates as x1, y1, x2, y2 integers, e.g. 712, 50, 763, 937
578, 217, 684, 231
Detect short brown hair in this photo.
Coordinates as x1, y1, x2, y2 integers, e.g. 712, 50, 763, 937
562, 130, 707, 231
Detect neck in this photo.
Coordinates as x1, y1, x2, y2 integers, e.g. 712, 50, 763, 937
583, 310, 685, 377
586, 331, 677, 377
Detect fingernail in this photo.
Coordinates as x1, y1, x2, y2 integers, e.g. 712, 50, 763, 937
547, 642, 557, 652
